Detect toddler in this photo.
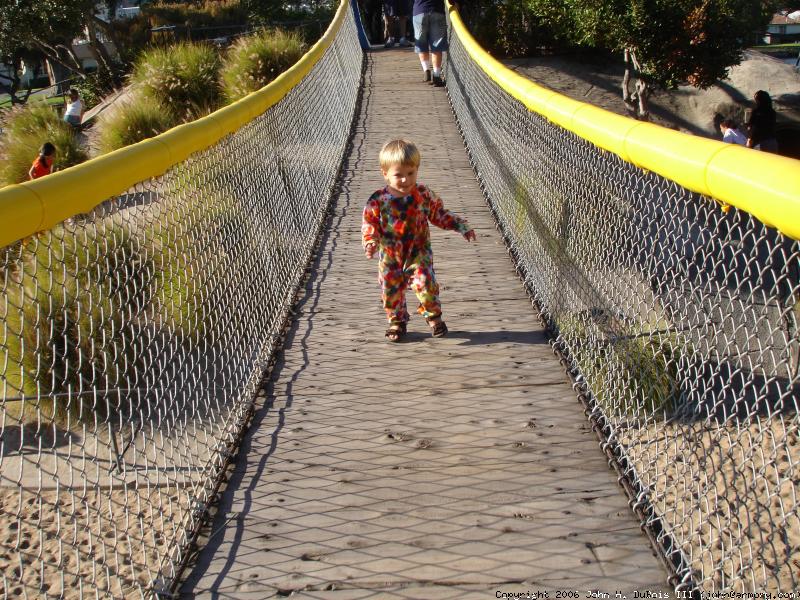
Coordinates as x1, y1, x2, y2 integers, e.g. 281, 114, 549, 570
362, 139, 475, 342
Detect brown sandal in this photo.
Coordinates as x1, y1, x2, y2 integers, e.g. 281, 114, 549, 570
426, 317, 448, 338
385, 322, 407, 342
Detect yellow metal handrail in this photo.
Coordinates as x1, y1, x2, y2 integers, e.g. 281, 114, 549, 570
0, 0, 350, 249
447, 4, 800, 240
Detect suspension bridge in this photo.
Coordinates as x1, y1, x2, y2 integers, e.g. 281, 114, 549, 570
0, 0, 798, 598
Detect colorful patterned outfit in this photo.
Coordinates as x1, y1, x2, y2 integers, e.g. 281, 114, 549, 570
362, 183, 470, 324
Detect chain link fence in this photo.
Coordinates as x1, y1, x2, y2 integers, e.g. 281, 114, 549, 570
0, 5, 362, 598
446, 13, 800, 594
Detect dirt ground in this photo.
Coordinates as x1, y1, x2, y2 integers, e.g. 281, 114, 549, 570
503, 49, 800, 157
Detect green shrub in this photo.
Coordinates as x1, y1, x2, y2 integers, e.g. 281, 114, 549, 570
247, 0, 336, 43
557, 313, 684, 418
96, 94, 178, 154
1, 217, 152, 427
220, 28, 307, 102
145, 0, 248, 28
0, 102, 88, 187
130, 41, 222, 120
462, 0, 558, 57
73, 69, 119, 109
108, 14, 152, 64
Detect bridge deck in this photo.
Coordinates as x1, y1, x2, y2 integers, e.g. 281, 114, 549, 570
180, 49, 670, 598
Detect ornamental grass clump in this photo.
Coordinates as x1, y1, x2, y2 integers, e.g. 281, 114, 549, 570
0, 217, 153, 428
145, 0, 247, 28
221, 28, 307, 102
0, 102, 88, 187
131, 41, 222, 121
96, 95, 178, 154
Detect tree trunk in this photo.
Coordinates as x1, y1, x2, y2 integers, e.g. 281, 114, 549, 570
0, 55, 36, 105
0, 57, 25, 104
92, 15, 125, 67
58, 42, 87, 76
86, 19, 116, 74
622, 47, 650, 121
636, 78, 650, 121
33, 40, 88, 79
629, 49, 649, 120
622, 48, 637, 116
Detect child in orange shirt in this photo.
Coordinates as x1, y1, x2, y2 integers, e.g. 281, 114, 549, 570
28, 142, 56, 180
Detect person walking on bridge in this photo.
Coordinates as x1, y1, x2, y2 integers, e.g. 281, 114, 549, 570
412, 0, 458, 86
383, 0, 412, 47
362, 139, 476, 342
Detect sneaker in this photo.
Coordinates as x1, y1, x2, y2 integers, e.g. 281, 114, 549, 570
423, 69, 431, 82
432, 74, 445, 87
398, 37, 410, 47
384, 37, 395, 48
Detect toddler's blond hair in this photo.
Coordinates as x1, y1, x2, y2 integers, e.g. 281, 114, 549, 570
379, 139, 421, 170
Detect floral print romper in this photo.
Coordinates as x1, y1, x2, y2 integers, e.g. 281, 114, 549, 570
362, 184, 471, 325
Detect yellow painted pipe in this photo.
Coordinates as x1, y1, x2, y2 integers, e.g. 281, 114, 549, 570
448, 2, 800, 240
0, 0, 351, 248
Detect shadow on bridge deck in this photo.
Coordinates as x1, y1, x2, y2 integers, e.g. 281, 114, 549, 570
179, 48, 671, 599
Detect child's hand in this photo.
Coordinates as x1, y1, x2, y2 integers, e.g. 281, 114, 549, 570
463, 229, 476, 242
365, 242, 377, 259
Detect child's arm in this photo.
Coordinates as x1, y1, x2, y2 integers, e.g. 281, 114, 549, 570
362, 198, 381, 258
426, 187, 476, 241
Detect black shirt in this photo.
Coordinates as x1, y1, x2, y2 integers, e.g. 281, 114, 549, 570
747, 106, 777, 147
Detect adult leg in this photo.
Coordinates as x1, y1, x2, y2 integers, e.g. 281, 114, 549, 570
428, 12, 448, 85
413, 13, 432, 80
398, 15, 410, 45
384, 13, 398, 46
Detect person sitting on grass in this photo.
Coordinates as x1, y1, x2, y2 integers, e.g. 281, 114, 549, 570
63, 89, 84, 128
362, 139, 476, 342
28, 142, 56, 180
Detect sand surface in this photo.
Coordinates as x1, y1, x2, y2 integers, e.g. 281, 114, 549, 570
619, 417, 800, 591
0, 485, 188, 599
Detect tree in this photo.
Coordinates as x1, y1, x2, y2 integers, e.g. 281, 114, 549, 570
527, 0, 779, 119
460, 0, 560, 56
0, 0, 124, 103
0, 0, 92, 76
0, 47, 42, 105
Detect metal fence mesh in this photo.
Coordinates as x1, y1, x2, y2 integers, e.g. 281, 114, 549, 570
0, 8, 362, 598
446, 17, 800, 593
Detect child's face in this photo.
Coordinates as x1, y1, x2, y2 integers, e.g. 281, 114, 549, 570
382, 162, 418, 196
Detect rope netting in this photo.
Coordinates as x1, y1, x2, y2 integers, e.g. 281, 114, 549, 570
0, 4, 362, 597
445, 12, 799, 594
